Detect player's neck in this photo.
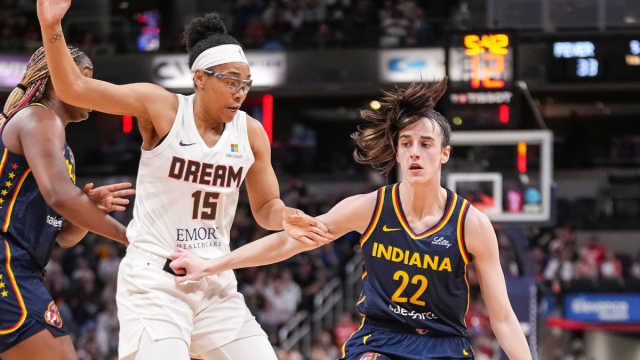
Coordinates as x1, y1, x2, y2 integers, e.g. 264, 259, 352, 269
40, 97, 69, 126
399, 181, 446, 221
193, 95, 224, 135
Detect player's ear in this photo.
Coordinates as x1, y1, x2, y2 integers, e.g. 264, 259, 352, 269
441, 145, 451, 164
193, 69, 207, 90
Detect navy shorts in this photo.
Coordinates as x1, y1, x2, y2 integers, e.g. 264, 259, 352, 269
341, 318, 474, 360
0, 238, 68, 353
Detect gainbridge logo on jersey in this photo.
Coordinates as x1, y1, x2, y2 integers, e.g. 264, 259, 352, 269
176, 227, 228, 250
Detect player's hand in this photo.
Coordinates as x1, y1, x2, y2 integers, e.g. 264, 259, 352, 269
83, 182, 135, 212
283, 207, 335, 246
169, 248, 219, 284
37, 0, 72, 28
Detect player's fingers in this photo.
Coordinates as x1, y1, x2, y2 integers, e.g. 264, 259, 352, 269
113, 189, 136, 197
310, 224, 330, 235
285, 212, 305, 221
289, 215, 315, 228
111, 198, 130, 205
305, 232, 329, 245
109, 205, 127, 212
105, 182, 133, 191
311, 231, 335, 244
83, 183, 94, 193
169, 258, 187, 272
293, 235, 316, 246
169, 248, 187, 260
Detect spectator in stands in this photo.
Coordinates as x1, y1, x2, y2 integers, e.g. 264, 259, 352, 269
600, 250, 623, 280
332, 312, 360, 348
260, 268, 302, 332
585, 235, 605, 266
631, 252, 640, 279
543, 247, 575, 284
574, 247, 599, 281
310, 344, 331, 360
315, 330, 339, 359
293, 255, 325, 310
96, 243, 120, 284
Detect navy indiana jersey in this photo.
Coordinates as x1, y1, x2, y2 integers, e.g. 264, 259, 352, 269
356, 183, 472, 337
0, 103, 76, 269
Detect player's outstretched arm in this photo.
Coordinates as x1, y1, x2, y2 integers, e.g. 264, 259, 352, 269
169, 192, 376, 283
37, 0, 176, 143
244, 116, 331, 245
465, 207, 532, 360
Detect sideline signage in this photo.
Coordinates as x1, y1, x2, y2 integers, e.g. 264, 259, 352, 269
565, 293, 640, 322
151, 52, 286, 89
379, 48, 445, 83
0, 55, 28, 89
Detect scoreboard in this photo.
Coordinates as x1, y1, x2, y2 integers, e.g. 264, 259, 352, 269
548, 38, 640, 82
447, 33, 519, 130
449, 33, 513, 89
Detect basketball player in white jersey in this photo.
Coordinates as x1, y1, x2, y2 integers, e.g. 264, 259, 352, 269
37, 1, 332, 359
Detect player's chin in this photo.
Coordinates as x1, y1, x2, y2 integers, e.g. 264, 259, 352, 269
405, 173, 429, 184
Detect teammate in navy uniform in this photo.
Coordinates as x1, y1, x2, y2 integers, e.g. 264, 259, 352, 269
0, 46, 133, 359
172, 79, 532, 359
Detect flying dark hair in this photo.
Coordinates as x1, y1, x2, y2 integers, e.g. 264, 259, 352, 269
185, 13, 242, 68
351, 78, 451, 175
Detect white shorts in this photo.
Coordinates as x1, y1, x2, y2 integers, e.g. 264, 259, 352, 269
116, 245, 266, 359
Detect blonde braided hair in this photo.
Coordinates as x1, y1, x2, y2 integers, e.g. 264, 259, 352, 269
2, 46, 86, 124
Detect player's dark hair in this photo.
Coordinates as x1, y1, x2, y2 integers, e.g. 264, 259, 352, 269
2, 46, 88, 124
352, 78, 450, 175
185, 13, 242, 68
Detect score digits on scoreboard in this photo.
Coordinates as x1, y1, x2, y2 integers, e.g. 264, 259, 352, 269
448, 33, 513, 89
463, 34, 509, 89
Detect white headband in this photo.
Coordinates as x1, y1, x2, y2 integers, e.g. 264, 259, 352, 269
190, 44, 248, 72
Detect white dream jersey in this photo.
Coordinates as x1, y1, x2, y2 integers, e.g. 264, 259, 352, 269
126, 94, 254, 260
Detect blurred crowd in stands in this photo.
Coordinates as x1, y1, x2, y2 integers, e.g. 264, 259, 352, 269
533, 226, 640, 295
0, 0, 472, 54
229, 0, 440, 50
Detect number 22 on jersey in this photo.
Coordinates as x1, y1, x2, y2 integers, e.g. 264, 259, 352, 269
391, 270, 429, 307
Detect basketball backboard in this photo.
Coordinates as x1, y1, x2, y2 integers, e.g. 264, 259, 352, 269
446, 130, 553, 223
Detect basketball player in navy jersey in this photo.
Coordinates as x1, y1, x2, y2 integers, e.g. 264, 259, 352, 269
0, 46, 134, 359
38, 0, 331, 359
172, 80, 532, 359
